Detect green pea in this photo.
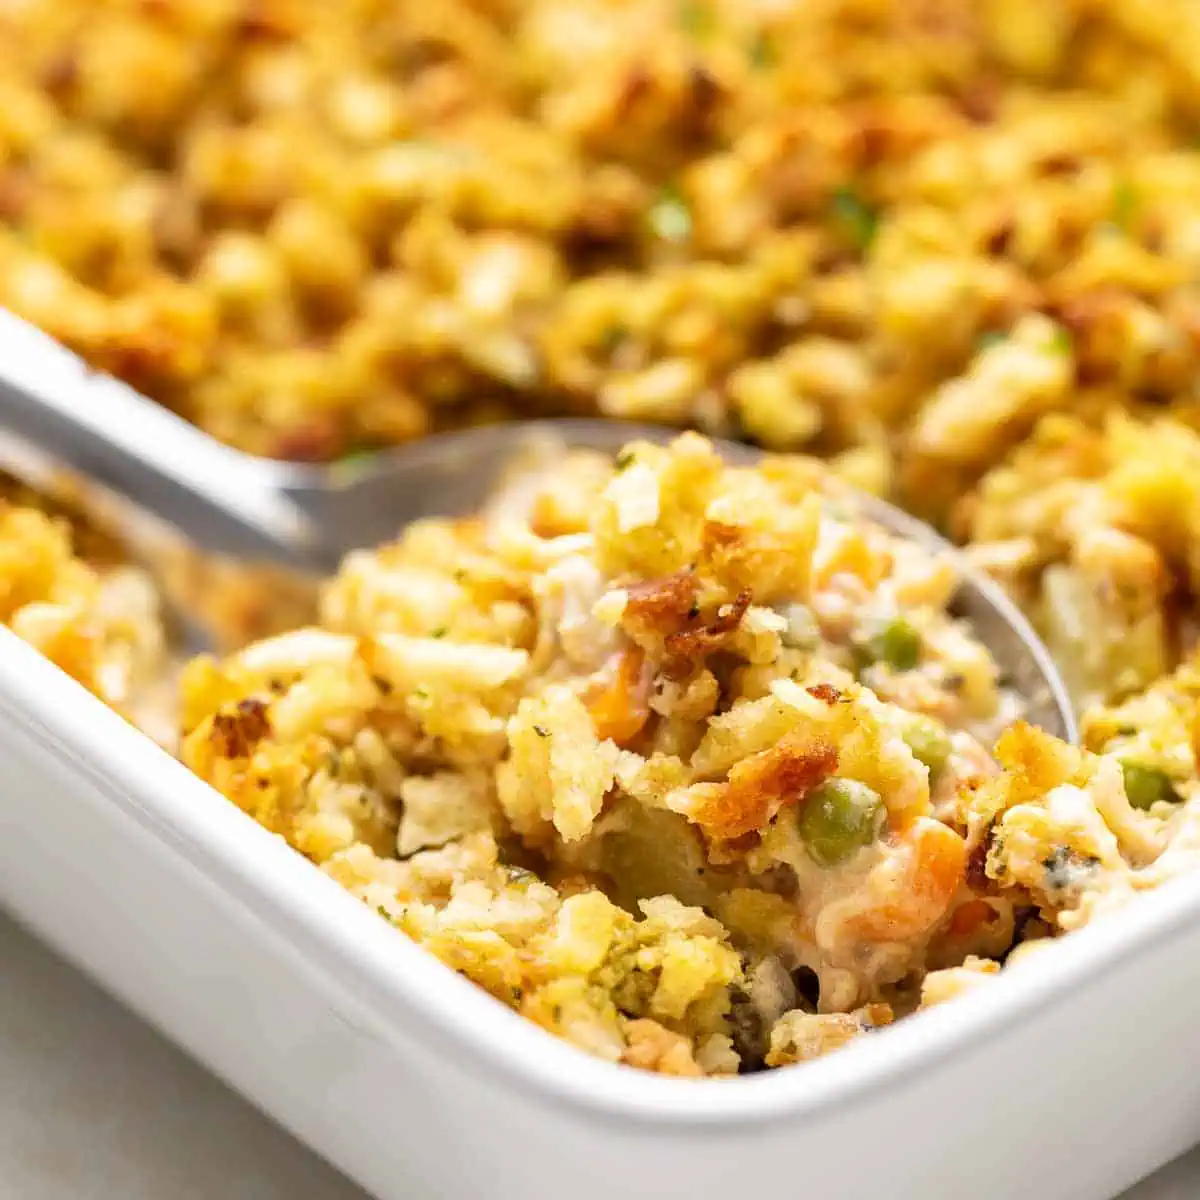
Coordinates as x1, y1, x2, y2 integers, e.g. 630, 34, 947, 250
1121, 761, 1180, 810
798, 778, 884, 867
903, 716, 953, 780
1112, 178, 1139, 231
867, 616, 921, 671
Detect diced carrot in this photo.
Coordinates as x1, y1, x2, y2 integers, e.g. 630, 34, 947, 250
585, 645, 652, 747
947, 897, 997, 938
848, 818, 967, 942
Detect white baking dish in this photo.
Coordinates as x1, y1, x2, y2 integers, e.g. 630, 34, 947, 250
2, 628, 1199, 1200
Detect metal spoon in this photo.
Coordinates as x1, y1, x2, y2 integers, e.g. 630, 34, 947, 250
0, 311, 1076, 741
304, 419, 1076, 742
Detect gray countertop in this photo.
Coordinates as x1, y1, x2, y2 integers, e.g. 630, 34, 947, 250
0, 912, 1192, 1200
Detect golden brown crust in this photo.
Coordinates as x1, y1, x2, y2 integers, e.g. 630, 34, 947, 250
620, 569, 752, 670
210, 697, 272, 759
663, 590, 752, 664
621, 571, 701, 640
689, 730, 838, 842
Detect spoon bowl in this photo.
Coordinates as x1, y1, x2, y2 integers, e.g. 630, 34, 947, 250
290, 418, 1077, 743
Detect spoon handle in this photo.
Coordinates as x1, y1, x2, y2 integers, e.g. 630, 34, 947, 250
0, 311, 320, 569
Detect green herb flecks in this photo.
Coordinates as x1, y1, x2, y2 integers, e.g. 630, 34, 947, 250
748, 29, 778, 69
599, 324, 630, 361
1046, 323, 1073, 357
1112, 179, 1139, 232
648, 184, 693, 244
831, 186, 878, 253
678, 0, 716, 39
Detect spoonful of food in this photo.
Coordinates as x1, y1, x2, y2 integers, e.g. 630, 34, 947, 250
0, 310, 1076, 742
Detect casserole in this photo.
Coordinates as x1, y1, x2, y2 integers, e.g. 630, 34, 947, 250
2, 2, 1200, 1190
4, 628, 1200, 1200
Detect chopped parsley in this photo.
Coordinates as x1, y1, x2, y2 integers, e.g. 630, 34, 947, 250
1046, 323, 1073, 356
748, 29, 778, 69
600, 324, 630, 360
614, 448, 637, 471
1112, 178, 1139, 231
431, 627, 447, 639
830, 186, 878, 253
533, 724, 551, 738
678, 0, 715, 39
